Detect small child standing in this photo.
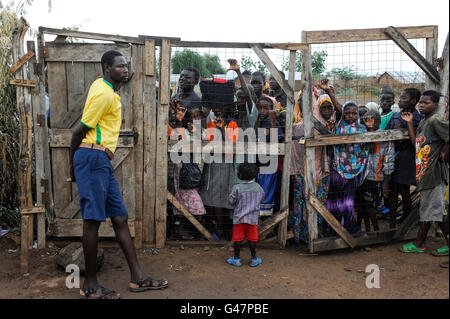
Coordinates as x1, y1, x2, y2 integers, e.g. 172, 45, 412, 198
356, 110, 395, 232
227, 163, 265, 267
400, 90, 449, 254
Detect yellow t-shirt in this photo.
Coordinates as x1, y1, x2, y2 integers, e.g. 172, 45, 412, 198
81, 79, 122, 153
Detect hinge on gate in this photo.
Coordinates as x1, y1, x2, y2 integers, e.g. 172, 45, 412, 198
38, 45, 49, 59
34, 62, 43, 76
37, 114, 46, 127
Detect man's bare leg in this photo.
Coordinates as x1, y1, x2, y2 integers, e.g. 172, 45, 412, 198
82, 220, 101, 289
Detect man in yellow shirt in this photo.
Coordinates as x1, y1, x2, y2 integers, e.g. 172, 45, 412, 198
67, 50, 168, 299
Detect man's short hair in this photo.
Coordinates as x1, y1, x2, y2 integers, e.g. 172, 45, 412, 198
252, 71, 266, 82
101, 50, 123, 73
403, 88, 422, 103
422, 90, 441, 103
183, 67, 200, 83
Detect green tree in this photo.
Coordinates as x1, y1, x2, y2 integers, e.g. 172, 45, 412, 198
282, 51, 328, 78
171, 49, 225, 79
203, 53, 225, 75
239, 56, 268, 77
327, 66, 359, 81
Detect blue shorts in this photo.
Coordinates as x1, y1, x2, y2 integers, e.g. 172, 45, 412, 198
74, 148, 127, 222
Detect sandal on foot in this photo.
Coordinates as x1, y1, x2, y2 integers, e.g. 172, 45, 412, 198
432, 245, 449, 257
80, 286, 121, 299
249, 257, 262, 267
129, 277, 169, 292
440, 261, 449, 268
227, 257, 242, 267
399, 243, 425, 253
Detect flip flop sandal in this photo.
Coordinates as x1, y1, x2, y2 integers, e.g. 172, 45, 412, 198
440, 261, 449, 268
432, 245, 449, 257
249, 257, 262, 267
80, 286, 121, 299
399, 243, 425, 253
227, 257, 242, 267
129, 277, 169, 292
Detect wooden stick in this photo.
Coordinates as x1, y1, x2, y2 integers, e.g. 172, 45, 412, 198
384, 26, 440, 84
250, 44, 295, 104
10, 79, 36, 88
167, 192, 215, 242
308, 193, 357, 249
21, 207, 46, 215
305, 129, 409, 147
9, 50, 34, 74
20, 215, 30, 274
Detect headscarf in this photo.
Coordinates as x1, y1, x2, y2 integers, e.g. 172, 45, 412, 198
333, 101, 369, 183
314, 94, 336, 125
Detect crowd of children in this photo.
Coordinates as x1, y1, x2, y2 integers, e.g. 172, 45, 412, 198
166, 60, 449, 268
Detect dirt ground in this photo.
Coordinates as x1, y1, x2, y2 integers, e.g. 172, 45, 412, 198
0, 236, 448, 300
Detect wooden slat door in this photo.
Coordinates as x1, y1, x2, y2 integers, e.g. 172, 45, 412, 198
46, 43, 144, 239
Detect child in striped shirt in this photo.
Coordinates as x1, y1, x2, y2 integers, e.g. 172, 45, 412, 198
227, 163, 265, 267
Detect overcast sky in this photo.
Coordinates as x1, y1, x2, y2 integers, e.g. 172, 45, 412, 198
22, 0, 449, 53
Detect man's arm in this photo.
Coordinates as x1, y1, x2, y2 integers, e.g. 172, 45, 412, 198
67, 122, 90, 182
227, 59, 252, 107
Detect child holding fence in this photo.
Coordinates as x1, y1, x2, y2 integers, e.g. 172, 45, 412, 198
386, 88, 423, 227
400, 90, 449, 254
227, 163, 265, 267
356, 110, 395, 232
289, 94, 333, 242
255, 97, 284, 216
327, 101, 370, 233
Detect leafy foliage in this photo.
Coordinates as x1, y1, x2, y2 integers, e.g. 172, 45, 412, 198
171, 49, 225, 78
327, 66, 360, 81
240, 56, 268, 77
282, 51, 328, 78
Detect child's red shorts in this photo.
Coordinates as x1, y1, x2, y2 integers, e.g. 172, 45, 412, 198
232, 223, 258, 242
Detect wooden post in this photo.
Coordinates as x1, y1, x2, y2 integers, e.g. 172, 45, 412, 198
278, 50, 296, 247
37, 30, 54, 220
155, 39, 171, 249
27, 41, 46, 250
425, 26, 439, 91
302, 32, 319, 253
438, 33, 449, 117
132, 44, 144, 249
143, 40, 157, 244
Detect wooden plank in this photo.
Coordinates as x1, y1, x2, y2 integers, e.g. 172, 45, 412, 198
259, 209, 289, 235
49, 129, 135, 148
278, 50, 296, 246
301, 40, 319, 253
167, 192, 215, 241
393, 207, 420, 241
425, 28, 439, 90
132, 44, 144, 249
27, 40, 46, 249
265, 43, 309, 51
250, 44, 295, 105
40, 26, 143, 44
20, 215, 30, 273
305, 129, 409, 147
38, 31, 55, 220
21, 207, 46, 215
143, 44, 158, 244
438, 33, 449, 117
84, 63, 103, 91
313, 230, 397, 252
155, 39, 171, 249
9, 50, 34, 74
45, 43, 132, 62
384, 26, 440, 84
168, 140, 285, 155
308, 193, 358, 249
145, 40, 155, 76
10, 79, 36, 87
49, 219, 135, 237
304, 25, 437, 44
57, 148, 132, 219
